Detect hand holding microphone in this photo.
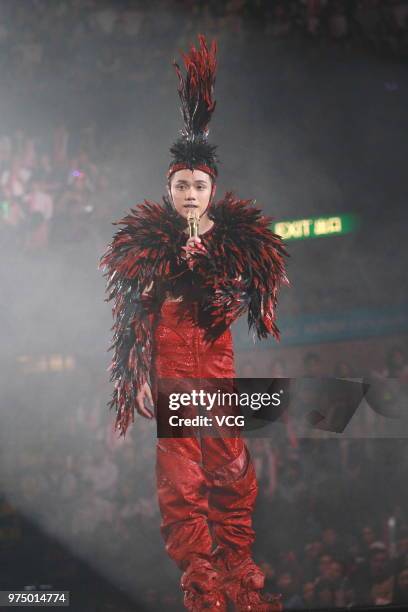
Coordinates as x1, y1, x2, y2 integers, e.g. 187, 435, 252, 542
181, 210, 208, 269
182, 236, 208, 269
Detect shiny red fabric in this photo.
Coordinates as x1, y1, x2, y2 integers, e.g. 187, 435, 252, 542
152, 300, 258, 570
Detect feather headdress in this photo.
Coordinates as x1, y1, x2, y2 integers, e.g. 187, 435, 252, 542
167, 34, 218, 181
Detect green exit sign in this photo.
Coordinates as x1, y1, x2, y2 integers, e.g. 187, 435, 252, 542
273, 213, 359, 241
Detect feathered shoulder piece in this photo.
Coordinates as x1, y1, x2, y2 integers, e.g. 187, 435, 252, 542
199, 192, 290, 341
98, 198, 185, 437
99, 198, 185, 285
99, 193, 289, 436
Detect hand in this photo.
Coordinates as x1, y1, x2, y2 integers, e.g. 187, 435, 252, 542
181, 236, 207, 269
136, 381, 154, 419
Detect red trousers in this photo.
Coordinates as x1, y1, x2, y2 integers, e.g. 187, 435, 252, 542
152, 301, 258, 570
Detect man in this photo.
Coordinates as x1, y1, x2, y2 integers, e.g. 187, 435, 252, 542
100, 35, 289, 611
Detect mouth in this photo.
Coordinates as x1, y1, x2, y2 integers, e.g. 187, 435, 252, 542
183, 204, 199, 209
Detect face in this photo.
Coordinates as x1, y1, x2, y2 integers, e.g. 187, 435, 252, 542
323, 528, 337, 545
260, 562, 275, 579
398, 568, 408, 592
370, 551, 388, 577
328, 561, 343, 581
362, 526, 375, 545
168, 168, 215, 220
319, 555, 333, 578
277, 573, 293, 593
303, 582, 315, 602
397, 535, 408, 555
305, 541, 323, 559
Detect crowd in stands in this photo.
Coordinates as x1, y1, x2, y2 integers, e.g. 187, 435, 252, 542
0, 0, 407, 84
0, 126, 114, 254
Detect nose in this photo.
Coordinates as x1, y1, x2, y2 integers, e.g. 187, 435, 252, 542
185, 189, 196, 200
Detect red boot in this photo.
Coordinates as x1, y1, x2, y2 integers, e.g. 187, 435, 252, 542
213, 548, 283, 612
181, 554, 228, 611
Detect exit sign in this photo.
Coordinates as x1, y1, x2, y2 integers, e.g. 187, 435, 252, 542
273, 213, 358, 241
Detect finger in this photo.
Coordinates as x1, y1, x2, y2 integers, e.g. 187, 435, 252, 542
186, 243, 206, 254
145, 384, 154, 408
190, 246, 207, 256
192, 239, 207, 253
183, 248, 198, 259
136, 394, 154, 419
186, 237, 201, 247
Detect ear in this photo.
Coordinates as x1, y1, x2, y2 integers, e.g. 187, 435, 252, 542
211, 182, 217, 201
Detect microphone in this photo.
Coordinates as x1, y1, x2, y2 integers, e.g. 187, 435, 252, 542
187, 209, 199, 239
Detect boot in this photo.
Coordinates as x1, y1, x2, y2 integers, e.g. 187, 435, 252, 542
212, 548, 283, 612
180, 554, 228, 611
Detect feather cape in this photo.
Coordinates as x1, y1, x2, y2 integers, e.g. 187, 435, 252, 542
99, 192, 290, 437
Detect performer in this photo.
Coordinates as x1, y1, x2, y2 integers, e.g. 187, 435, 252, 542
100, 36, 289, 612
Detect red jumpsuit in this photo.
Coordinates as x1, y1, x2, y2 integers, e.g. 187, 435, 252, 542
153, 300, 258, 569
152, 299, 265, 610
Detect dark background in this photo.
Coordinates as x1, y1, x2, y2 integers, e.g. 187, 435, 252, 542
0, 1, 407, 610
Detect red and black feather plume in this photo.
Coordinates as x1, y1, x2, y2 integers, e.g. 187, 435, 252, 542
169, 34, 219, 178
174, 33, 217, 141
